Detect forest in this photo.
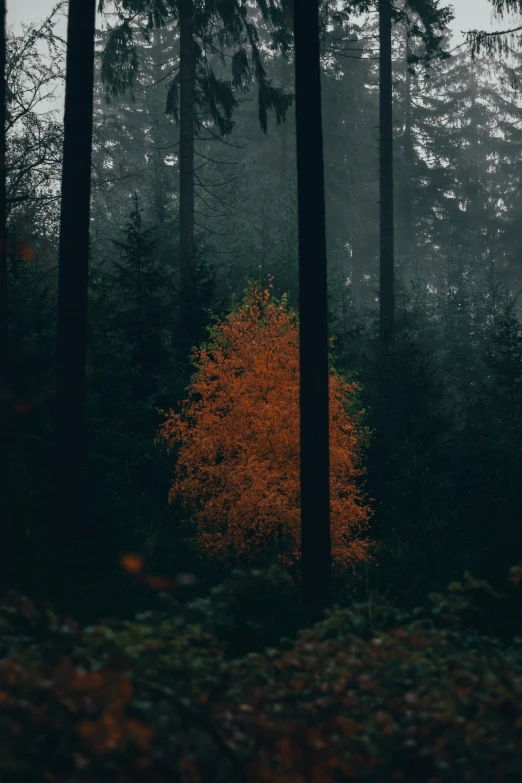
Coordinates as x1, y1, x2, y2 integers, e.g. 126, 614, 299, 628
3, 0, 522, 779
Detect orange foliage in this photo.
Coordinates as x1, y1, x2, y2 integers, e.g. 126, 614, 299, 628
120, 553, 144, 575
120, 552, 193, 592
158, 285, 371, 567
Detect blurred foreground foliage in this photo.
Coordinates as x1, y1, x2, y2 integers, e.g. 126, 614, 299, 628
2, 565, 522, 782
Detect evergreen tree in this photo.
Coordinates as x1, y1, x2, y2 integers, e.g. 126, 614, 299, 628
111, 193, 172, 398
92, 22, 179, 270
346, 0, 452, 338
467, 0, 522, 57
487, 295, 522, 406
452, 289, 522, 585
321, 13, 379, 309
99, 0, 292, 294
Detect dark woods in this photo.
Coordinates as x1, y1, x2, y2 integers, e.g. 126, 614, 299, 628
5, 0, 522, 619
5, 0, 522, 614
4, 0, 522, 779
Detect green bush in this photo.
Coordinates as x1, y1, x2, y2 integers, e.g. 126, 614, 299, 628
2, 567, 522, 782
170, 565, 302, 658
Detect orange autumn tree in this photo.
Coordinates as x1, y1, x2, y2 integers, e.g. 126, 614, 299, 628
158, 284, 371, 567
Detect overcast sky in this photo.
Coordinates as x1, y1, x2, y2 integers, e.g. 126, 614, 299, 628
6, 0, 519, 44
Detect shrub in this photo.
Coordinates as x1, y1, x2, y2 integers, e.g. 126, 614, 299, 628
180, 565, 302, 658
2, 568, 522, 782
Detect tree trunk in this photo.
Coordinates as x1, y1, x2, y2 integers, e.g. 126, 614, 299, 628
293, 0, 332, 607
468, 62, 484, 227
379, 0, 395, 340
152, 26, 167, 228
279, 54, 289, 188
400, 25, 414, 263
0, 0, 8, 594
178, 0, 195, 291
54, 0, 96, 571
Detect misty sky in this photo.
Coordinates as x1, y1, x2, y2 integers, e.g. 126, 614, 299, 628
6, 0, 518, 44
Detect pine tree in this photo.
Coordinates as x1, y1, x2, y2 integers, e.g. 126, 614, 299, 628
453, 289, 522, 585
93, 22, 179, 270
99, 0, 293, 292
347, 0, 453, 337
111, 193, 172, 397
321, 12, 379, 307
466, 0, 522, 57
486, 295, 522, 407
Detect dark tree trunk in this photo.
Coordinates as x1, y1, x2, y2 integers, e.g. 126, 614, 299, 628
468, 63, 484, 224
178, 0, 195, 291
0, 0, 8, 594
400, 26, 414, 262
279, 55, 289, 188
54, 0, 96, 569
379, 0, 395, 340
293, 0, 332, 607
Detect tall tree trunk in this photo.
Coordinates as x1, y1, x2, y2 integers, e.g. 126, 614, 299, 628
401, 25, 414, 263
0, 0, 8, 594
379, 0, 395, 340
54, 0, 96, 572
468, 62, 484, 225
152, 26, 167, 229
178, 0, 195, 291
279, 54, 289, 188
293, 0, 332, 607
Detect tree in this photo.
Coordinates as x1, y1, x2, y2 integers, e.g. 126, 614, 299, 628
346, 0, 452, 338
0, 0, 7, 594
466, 0, 522, 56
53, 0, 96, 570
178, 0, 195, 290
158, 285, 371, 569
379, 0, 395, 340
5, 9, 64, 224
91, 22, 179, 268
387, 25, 522, 295
110, 193, 173, 397
293, 0, 332, 606
382, 0, 451, 338
99, 0, 292, 294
